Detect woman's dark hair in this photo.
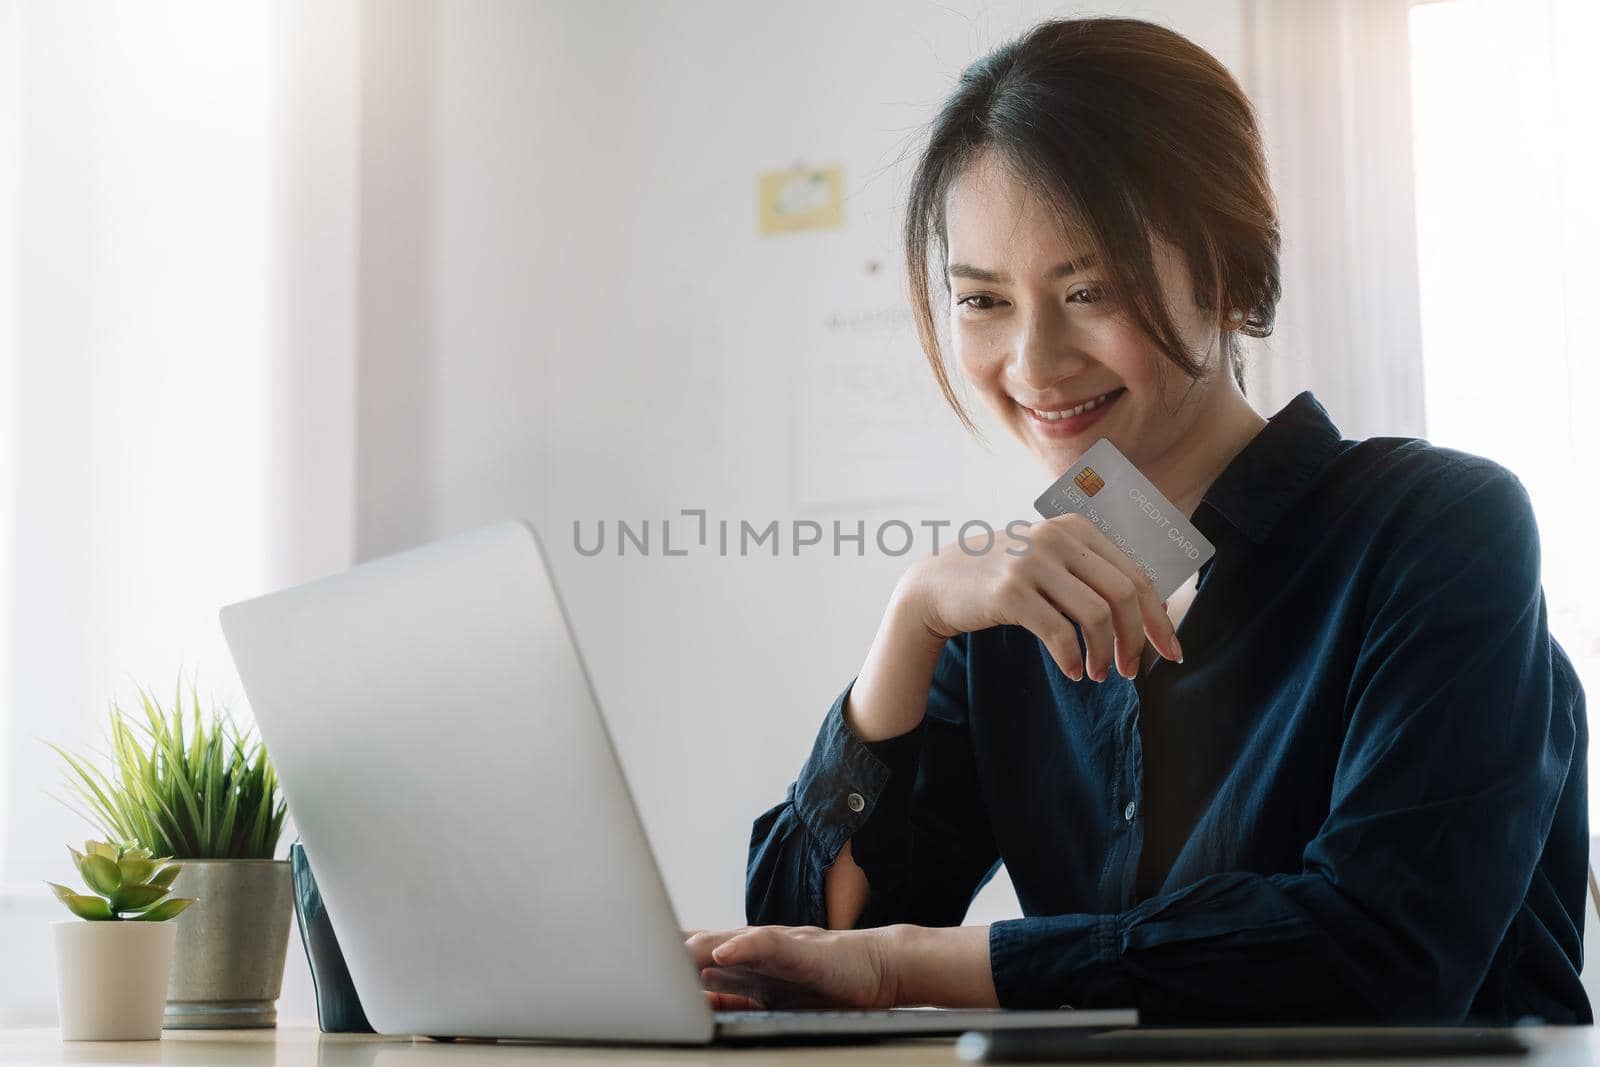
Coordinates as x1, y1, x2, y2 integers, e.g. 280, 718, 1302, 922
904, 17, 1280, 435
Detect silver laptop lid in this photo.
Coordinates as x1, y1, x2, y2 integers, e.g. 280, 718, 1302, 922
220, 520, 713, 1042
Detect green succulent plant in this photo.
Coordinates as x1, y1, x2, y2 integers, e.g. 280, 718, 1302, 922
46, 677, 287, 859
47, 839, 196, 921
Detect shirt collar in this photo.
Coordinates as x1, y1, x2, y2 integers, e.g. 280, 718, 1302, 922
1196, 390, 1347, 545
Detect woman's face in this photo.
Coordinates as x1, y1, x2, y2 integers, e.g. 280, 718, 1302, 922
944, 151, 1228, 476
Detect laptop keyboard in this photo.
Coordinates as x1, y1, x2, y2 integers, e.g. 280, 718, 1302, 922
716, 1008, 955, 1020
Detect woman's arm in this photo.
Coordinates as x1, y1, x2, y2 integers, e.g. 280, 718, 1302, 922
787, 519, 1179, 932
743, 625, 1001, 934
737, 516, 1182, 995
844, 568, 953, 741
822, 577, 949, 929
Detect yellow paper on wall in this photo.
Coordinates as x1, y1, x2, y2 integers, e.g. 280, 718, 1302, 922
758, 165, 844, 234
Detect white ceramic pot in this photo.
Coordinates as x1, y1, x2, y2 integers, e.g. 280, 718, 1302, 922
53, 919, 178, 1040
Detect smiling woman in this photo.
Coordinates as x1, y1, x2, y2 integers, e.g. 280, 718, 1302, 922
897, 15, 1283, 526
703, 13, 1591, 1028
937, 163, 1265, 505
903, 18, 1281, 440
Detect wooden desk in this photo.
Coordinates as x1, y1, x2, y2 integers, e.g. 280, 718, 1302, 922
0, 1024, 1596, 1066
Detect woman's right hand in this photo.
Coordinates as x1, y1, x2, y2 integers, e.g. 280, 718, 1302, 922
901, 514, 1184, 685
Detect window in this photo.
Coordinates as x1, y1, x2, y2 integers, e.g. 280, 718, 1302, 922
0, 0, 274, 889
1409, 0, 1600, 819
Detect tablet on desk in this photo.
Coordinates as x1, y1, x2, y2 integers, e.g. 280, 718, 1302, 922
956, 1023, 1538, 1061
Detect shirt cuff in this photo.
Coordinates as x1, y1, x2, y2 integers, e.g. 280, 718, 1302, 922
792, 676, 926, 861
989, 913, 1133, 1010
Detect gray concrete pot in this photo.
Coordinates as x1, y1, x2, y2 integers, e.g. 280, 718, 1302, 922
162, 859, 293, 1029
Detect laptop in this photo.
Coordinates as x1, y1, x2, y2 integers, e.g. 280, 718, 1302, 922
218, 520, 1138, 1044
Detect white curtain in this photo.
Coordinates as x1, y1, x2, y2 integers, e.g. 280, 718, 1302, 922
1406, 0, 1600, 828
0, 0, 357, 1025
1240, 0, 1427, 440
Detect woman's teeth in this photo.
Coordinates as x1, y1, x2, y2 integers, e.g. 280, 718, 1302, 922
1029, 390, 1120, 420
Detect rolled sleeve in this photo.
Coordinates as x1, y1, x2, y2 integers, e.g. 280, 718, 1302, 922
792, 676, 926, 860
745, 676, 926, 927
747, 634, 998, 932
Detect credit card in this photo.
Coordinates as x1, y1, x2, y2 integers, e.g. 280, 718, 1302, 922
1032, 436, 1216, 603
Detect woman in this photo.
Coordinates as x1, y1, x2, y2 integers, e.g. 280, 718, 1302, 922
686, 16, 1589, 1023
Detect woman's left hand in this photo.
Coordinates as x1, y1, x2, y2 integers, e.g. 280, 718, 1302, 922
683, 925, 900, 1010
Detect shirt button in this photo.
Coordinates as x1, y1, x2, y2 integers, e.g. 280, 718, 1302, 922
1124, 800, 1137, 821
847, 792, 866, 813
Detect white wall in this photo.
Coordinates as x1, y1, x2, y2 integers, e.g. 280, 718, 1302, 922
349, 0, 1250, 935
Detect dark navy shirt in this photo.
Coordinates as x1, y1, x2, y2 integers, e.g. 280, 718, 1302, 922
746, 390, 1590, 1024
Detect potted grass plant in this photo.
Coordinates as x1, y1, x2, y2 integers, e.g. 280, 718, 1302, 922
48, 840, 196, 1040
48, 680, 293, 1029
